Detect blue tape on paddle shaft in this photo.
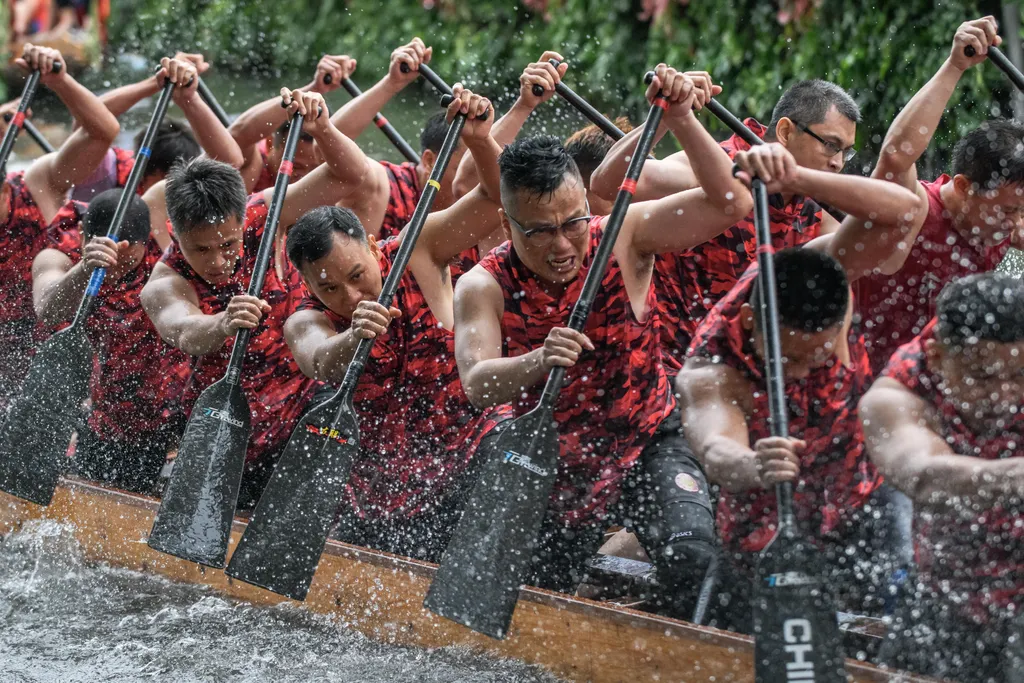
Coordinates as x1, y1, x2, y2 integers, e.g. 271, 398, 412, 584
138, 146, 152, 159
86, 268, 106, 296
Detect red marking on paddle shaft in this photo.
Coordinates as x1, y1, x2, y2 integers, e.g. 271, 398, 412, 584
653, 97, 669, 111
375, 116, 389, 128
278, 160, 294, 177
619, 178, 638, 195
756, 243, 775, 256
11, 112, 25, 127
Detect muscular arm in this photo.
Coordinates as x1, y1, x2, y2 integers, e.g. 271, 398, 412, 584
93, 75, 162, 121
454, 269, 548, 409
31, 248, 86, 326
142, 180, 171, 250
452, 99, 533, 198
284, 308, 362, 383
676, 357, 761, 492
861, 377, 1024, 507
173, 85, 244, 168
588, 124, 683, 201
141, 262, 230, 356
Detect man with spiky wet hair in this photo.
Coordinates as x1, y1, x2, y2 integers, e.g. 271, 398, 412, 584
862, 272, 1024, 683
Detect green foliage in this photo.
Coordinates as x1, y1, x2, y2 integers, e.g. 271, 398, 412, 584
108, 0, 1018, 171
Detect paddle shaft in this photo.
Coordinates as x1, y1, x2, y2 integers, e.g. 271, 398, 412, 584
531, 60, 625, 140
222, 113, 305, 379
2, 113, 55, 154
196, 78, 231, 128
535, 91, 667, 410
325, 73, 421, 164
0, 71, 42, 175
334, 107, 468, 401
399, 61, 453, 96
966, 44, 1024, 91
750, 178, 795, 527
71, 80, 176, 329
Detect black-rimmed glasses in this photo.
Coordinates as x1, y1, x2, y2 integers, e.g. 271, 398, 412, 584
795, 121, 856, 163
506, 201, 593, 246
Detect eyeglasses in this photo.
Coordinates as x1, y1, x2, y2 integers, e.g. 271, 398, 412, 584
795, 122, 856, 163
506, 202, 593, 246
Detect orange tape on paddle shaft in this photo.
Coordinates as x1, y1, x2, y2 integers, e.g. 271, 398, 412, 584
619, 178, 638, 195
278, 160, 294, 177
653, 97, 669, 111
11, 112, 25, 128
375, 116, 389, 128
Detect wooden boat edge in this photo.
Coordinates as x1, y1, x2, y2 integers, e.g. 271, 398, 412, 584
0, 478, 933, 683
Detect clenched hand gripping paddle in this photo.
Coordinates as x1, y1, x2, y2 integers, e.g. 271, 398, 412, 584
747, 178, 846, 683
423, 75, 669, 640
0, 64, 59, 175
966, 44, 1024, 90
532, 59, 626, 140
224, 95, 486, 600
0, 78, 172, 506
147, 111, 306, 567
323, 73, 421, 164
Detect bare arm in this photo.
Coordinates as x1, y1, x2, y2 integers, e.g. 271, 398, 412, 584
589, 124, 682, 201
285, 308, 360, 383
861, 377, 1024, 507
330, 42, 422, 139
160, 58, 243, 168
141, 262, 233, 356
94, 75, 162, 121
142, 180, 171, 250
677, 357, 761, 492
31, 248, 84, 325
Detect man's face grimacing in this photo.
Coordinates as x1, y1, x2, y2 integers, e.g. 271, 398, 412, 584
299, 232, 384, 321
779, 105, 857, 174
176, 217, 245, 286
500, 172, 592, 289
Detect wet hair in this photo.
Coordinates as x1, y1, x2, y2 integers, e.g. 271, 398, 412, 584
134, 118, 200, 178
749, 248, 850, 333
272, 119, 315, 146
950, 119, 1024, 191
165, 157, 248, 234
768, 80, 861, 140
287, 206, 367, 270
83, 188, 151, 245
420, 111, 449, 155
564, 118, 633, 187
498, 135, 582, 210
936, 272, 1024, 350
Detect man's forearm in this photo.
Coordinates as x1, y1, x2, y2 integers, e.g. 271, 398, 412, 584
52, 77, 119, 143
702, 434, 761, 492
465, 136, 503, 201
178, 96, 243, 167
902, 452, 1024, 508
99, 76, 162, 120
589, 121, 671, 199
229, 95, 294, 150
36, 262, 90, 325
666, 114, 743, 209
791, 169, 920, 226
313, 125, 373, 187
462, 349, 548, 408
452, 99, 533, 198
312, 329, 362, 383
331, 75, 404, 140
175, 312, 231, 356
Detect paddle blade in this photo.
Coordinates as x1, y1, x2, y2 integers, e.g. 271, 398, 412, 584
147, 378, 250, 567
0, 327, 93, 505
424, 406, 559, 639
225, 394, 358, 600
752, 528, 847, 682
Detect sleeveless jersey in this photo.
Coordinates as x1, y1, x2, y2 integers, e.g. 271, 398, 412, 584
688, 263, 882, 555
252, 139, 276, 193
479, 216, 675, 526
378, 160, 421, 241
655, 119, 825, 371
161, 195, 316, 462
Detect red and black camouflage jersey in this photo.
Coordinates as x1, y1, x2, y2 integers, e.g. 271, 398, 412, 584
113, 146, 136, 189
56, 232, 191, 441
857, 175, 1011, 375
252, 139, 276, 193
884, 320, 1024, 625
0, 171, 87, 411
161, 195, 317, 463
479, 216, 676, 526
688, 263, 881, 557
296, 237, 513, 519
655, 119, 825, 371
378, 159, 421, 241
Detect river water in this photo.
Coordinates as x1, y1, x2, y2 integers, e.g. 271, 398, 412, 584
0, 519, 562, 682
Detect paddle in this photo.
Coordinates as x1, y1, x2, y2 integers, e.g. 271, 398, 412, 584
746, 177, 846, 682
0, 78, 174, 506
147, 110, 306, 568
531, 59, 625, 140
324, 73, 421, 164
0, 65, 57, 175
196, 78, 231, 128
224, 94, 484, 600
966, 44, 1024, 90
423, 75, 668, 640
2, 114, 55, 154
402, 62, 454, 97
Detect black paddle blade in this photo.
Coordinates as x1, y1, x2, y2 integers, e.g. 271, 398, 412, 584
752, 528, 847, 682
424, 406, 559, 639
147, 378, 250, 567
0, 326, 92, 505
225, 393, 358, 600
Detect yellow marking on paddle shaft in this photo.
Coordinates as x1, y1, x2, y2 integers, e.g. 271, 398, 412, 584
427, 179, 441, 190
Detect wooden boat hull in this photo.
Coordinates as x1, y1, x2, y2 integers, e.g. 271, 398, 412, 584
0, 479, 931, 683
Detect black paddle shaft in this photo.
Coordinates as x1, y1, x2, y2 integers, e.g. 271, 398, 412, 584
0, 71, 42, 176
399, 61, 454, 96
327, 73, 421, 164
3, 113, 55, 154
222, 112, 305, 380
531, 60, 625, 141
966, 44, 1024, 91
196, 78, 231, 128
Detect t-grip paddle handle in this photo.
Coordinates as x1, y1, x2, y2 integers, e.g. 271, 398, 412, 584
644, 70, 763, 148
531, 59, 625, 141
401, 61, 454, 97
196, 78, 231, 128
966, 44, 1024, 91
536, 77, 668, 410
223, 112, 305, 377
332, 75, 421, 164
333, 99, 470, 402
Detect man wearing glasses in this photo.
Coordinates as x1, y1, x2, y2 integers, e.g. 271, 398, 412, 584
591, 77, 862, 371
854, 16, 1024, 374
450, 65, 752, 614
